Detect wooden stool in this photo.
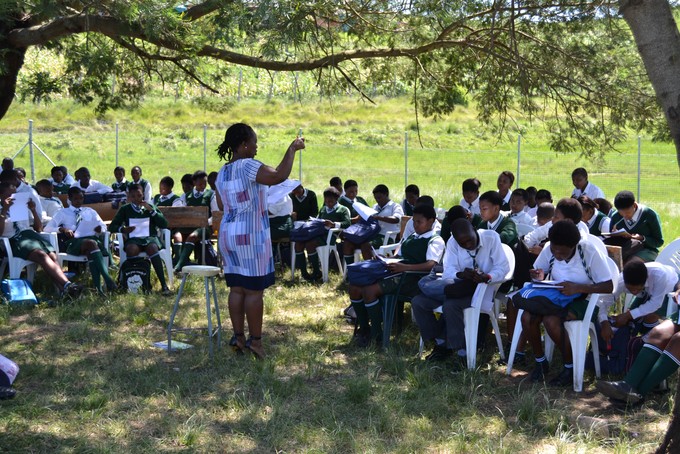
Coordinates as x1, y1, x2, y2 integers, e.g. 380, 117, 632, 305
167, 265, 222, 358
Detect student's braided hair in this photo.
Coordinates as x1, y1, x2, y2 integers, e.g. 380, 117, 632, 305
217, 123, 255, 161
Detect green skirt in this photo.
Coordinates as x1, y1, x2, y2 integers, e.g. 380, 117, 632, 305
66, 235, 109, 256
125, 235, 163, 249
9, 230, 55, 260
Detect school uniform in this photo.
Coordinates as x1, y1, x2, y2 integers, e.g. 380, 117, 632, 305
73, 179, 114, 194
459, 196, 481, 216
525, 204, 537, 218
112, 178, 128, 192
401, 218, 441, 241
40, 196, 64, 223
0, 215, 54, 260
371, 200, 403, 247
16, 182, 43, 218
339, 195, 368, 218
44, 206, 107, 255
401, 199, 415, 217
153, 193, 184, 207
268, 195, 293, 241
52, 181, 71, 195
412, 229, 510, 350
478, 213, 518, 247
572, 182, 605, 200
523, 220, 590, 249
50, 174, 75, 186
108, 203, 168, 249
179, 188, 219, 236
131, 178, 152, 203
609, 204, 664, 261
504, 210, 534, 226
499, 191, 512, 212
292, 188, 318, 221
598, 262, 680, 324
586, 211, 610, 238
316, 204, 351, 245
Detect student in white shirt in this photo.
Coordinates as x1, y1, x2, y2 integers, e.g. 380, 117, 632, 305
35, 179, 64, 223
505, 188, 533, 226
412, 219, 510, 365
72, 167, 114, 194
460, 178, 481, 216
496, 170, 514, 211
571, 167, 605, 200
523, 198, 590, 255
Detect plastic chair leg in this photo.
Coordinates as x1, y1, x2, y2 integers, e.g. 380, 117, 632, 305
506, 309, 524, 375
290, 242, 296, 282
382, 295, 397, 348
463, 307, 480, 370
488, 311, 505, 361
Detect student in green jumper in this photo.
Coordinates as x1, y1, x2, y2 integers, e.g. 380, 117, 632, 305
338, 179, 368, 224
607, 190, 663, 263
294, 187, 351, 282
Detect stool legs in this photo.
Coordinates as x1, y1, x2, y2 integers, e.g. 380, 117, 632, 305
167, 274, 190, 354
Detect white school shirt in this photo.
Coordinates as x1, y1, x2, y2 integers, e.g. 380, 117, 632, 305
40, 196, 64, 222
44, 206, 106, 234
571, 182, 605, 200
16, 182, 43, 218
523, 220, 590, 248
598, 262, 680, 323
73, 179, 114, 194
534, 238, 611, 286
372, 200, 403, 236
525, 205, 537, 218
503, 210, 533, 226
441, 229, 510, 284
402, 218, 441, 240
459, 196, 481, 216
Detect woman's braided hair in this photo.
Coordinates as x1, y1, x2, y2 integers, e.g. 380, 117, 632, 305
217, 123, 255, 161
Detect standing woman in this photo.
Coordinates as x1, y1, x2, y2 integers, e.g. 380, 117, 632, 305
215, 123, 304, 359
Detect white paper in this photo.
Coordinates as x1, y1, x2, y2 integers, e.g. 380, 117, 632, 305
9, 193, 31, 222
531, 279, 564, 289
353, 201, 378, 221
268, 179, 300, 204
129, 218, 150, 238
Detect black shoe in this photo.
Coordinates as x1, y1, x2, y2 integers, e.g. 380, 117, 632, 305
452, 354, 468, 371
64, 283, 84, 299
352, 328, 371, 348
549, 366, 574, 387
530, 361, 550, 382
0, 386, 16, 400
595, 380, 642, 404
425, 345, 453, 362
160, 286, 173, 297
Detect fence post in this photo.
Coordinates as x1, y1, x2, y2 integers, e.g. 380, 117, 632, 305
115, 122, 119, 167
516, 134, 521, 189
203, 125, 208, 172
637, 136, 641, 201
28, 119, 35, 183
404, 131, 409, 188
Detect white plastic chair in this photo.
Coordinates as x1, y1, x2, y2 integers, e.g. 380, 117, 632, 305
116, 229, 174, 286
40, 232, 112, 268
506, 257, 619, 392
657, 238, 680, 318
417, 244, 514, 370
0, 232, 62, 283
291, 228, 343, 283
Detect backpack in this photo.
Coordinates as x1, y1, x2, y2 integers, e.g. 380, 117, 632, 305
1, 279, 39, 306
194, 240, 219, 267
290, 219, 326, 242
118, 257, 151, 294
585, 322, 632, 375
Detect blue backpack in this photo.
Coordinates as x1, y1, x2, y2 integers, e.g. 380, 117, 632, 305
1, 279, 39, 306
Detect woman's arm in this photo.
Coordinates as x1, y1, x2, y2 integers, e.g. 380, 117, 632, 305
256, 138, 305, 186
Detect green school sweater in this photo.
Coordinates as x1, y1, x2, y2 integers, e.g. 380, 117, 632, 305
184, 189, 214, 207
610, 205, 664, 258
318, 205, 351, 228
153, 194, 181, 207
292, 189, 319, 221
588, 211, 609, 237
108, 203, 168, 237
479, 214, 518, 247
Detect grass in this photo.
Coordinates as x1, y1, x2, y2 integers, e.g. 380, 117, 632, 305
0, 95, 677, 451
0, 271, 673, 452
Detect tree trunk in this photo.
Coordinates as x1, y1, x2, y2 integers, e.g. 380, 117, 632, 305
0, 27, 26, 120
621, 0, 680, 171
655, 376, 680, 453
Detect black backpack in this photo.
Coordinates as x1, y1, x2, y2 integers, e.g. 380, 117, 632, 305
118, 257, 151, 294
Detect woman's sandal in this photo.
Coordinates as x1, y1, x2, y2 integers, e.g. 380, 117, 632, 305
245, 335, 266, 360
229, 332, 246, 354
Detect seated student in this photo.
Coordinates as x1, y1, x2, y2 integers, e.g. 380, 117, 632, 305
72, 167, 113, 194
60, 166, 76, 186
342, 184, 403, 265
577, 195, 610, 239
0, 170, 43, 217
505, 188, 533, 226
44, 187, 116, 295
478, 190, 518, 247
571, 167, 605, 200
153, 176, 186, 263
1, 157, 12, 173
440, 205, 480, 245
401, 184, 420, 216
460, 178, 481, 216
174, 171, 220, 272
515, 220, 613, 386
208, 171, 218, 192
268, 194, 293, 242
496, 171, 515, 211
111, 166, 128, 192
329, 176, 344, 197
350, 204, 445, 347
50, 166, 71, 195
596, 309, 680, 405
401, 195, 441, 240
412, 218, 510, 363
14, 167, 27, 184
532, 202, 555, 228
595, 197, 614, 218
294, 187, 351, 282
535, 189, 553, 206
523, 197, 589, 255
338, 179, 368, 224
130, 166, 152, 203
525, 186, 538, 217
607, 190, 663, 263
108, 183, 172, 295
0, 182, 83, 298
180, 173, 194, 195
598, 260, 680, 336
35, 179, 64, 223
291, 184, 319, 221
